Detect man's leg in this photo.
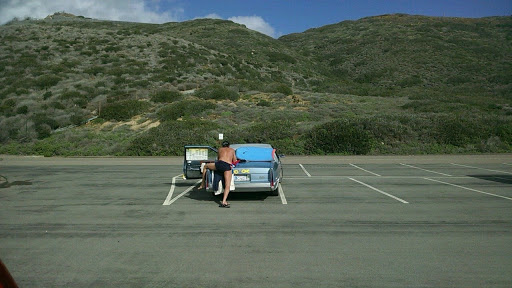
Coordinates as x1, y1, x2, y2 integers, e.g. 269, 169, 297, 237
221, 170, 232, 205
199, 162, 216, 189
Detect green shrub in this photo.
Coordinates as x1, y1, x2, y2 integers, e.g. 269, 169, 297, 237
16, 105, 28, 114
256, 100, 271, 107
32, 113, 60, 139
104, 45, 121, 53
435, 115, 486, 146
266, 51, 297, 64
60, 90, 82, 100
265, 83, 293, 95
35, 124, 52, 140
430, 114, 512, 151
101, 100, 150, 121
33, 75, 61, 89
305, 119, 374, 155
70, 114, 85, 126
151, 90, 181, 103
129, 80, 150, 88
195, 84, 239, 101
43, 91, 52, 100
157, 100, 212, 121
51, 101, 66, 109
32, 113, 60, 130
126, 120, 219, 156
84, 65, 105, 76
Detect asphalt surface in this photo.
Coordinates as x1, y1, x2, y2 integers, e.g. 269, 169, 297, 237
1, 155, 511, 287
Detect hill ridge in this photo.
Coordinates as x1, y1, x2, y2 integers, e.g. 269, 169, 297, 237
0, 13, 510, 156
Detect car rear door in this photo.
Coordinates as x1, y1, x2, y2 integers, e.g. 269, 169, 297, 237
183, 145, 217, 179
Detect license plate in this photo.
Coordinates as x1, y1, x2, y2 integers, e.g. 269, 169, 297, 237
234, 175, 250, 182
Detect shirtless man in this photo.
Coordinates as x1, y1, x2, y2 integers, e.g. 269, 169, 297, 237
198, 141, 237, 208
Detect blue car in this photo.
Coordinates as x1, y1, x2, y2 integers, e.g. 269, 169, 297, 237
183, 143, 283, 195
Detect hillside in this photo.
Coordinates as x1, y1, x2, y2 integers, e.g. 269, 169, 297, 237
280, 14, 511, 100
0, 13, 510, 156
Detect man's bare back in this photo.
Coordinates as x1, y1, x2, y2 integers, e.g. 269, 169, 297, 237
218, 146, 237, 164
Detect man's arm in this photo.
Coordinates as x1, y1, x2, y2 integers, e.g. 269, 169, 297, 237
231, 149, 238, 163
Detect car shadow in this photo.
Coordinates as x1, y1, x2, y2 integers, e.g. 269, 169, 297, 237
186, 188, 270, 203
469, 175, 512, 185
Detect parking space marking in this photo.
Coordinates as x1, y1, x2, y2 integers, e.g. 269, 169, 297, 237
348, 178, 409, 204
163, 175, 180, 205
299, 164, 312, 177
163, 175, 201, 205
285, 176, 467, 180
451, 163, 512, 175
278, 183, 287, 205
400, 163, 452, 176
424, 178, 512, 201
350, 163, 381, 176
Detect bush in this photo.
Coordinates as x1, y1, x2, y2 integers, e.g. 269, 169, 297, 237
195, 84, 239, 101
60, 90, 82, 100
256, 100, 271, 107
101, 100, 150, 121
16, 105, 28, 114
126, 120, 219, 156
265, 83, 293, 95
33, 75, 61, 89
84, 66, 105, 76
70, 114, 85, 126
32, 113, 60, 139
43, 91, 52, 100
266, 51, 297, 64
151, 90, 181, 103
305, 119, 374, 155
434, 114, 512, 150
157, 100, 212, 121
35, 124, 52, 139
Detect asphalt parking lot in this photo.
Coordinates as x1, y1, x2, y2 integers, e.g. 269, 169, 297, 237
1, 155, 511, 287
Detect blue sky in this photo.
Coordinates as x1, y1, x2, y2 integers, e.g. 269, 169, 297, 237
164, 0, 512, 36
1, 0, 510, 37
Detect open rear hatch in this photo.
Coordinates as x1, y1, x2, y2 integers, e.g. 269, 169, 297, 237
183, 145, 217, 179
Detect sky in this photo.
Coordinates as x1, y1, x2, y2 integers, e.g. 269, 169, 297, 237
1, 0, 511, 38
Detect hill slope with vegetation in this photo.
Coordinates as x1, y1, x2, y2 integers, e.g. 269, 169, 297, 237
0, 13, 510, 156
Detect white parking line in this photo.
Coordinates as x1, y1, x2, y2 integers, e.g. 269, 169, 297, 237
299, 164, 311, 177
400, 163, 452, 176
424, 178, 512, 201
163, 175, 179, 205
350, 163, 381, 176
163, 175, 201, 205
451, 163, 512, 175
285, 176, 467, 180
348, 178, 409, 204
278, 183, 287, 205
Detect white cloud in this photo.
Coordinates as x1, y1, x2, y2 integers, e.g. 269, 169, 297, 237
228, 15, 276, 38
200, 13, 222, 20
0, 0, 182, 25
0, 0, 279, 38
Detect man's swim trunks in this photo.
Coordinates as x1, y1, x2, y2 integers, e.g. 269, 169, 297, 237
215, 160, 232, 172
